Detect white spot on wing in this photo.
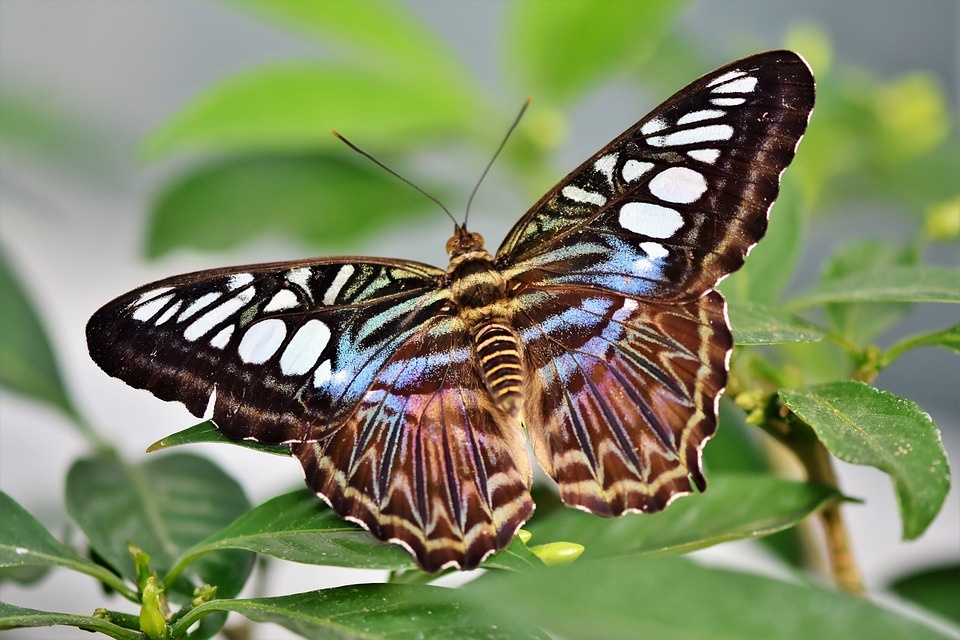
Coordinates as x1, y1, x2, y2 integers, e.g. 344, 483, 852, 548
593, 153, 618, 185
210, 324, 235, 349
619, 202, 684, 238
621, 160, 653, 183
178, 292, 222, 322
313, 359, 332, 388
238, 318, 287, 364
640, 241, 669, 259
132, 294, 173, 322
687, 148, 721, 163
227, 273, 254, 290
648, 124, 734, 148
713, 76, 758, 94
711, 97, 746, 106
640, 118, 667, 135
323, 265, 355, 306
135, 287, 173, 306
264, 289, 298, 312
154, 300, 183, 325
184, 287, 255, 342
648, 167, 708, 204
280, 319, 331, 376
676, 109, 725, 125
561, 185, 607, 206
707, 70, 745, 87
286, 267, 313, 299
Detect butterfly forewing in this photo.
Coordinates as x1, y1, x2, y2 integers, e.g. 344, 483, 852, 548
87, 50, 814, 572
500, 50, 815, 301
87, 258, 445, 443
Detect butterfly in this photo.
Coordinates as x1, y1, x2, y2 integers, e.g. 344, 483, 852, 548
87, 50, 815, 572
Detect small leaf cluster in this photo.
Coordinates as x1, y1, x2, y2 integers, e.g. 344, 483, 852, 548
1, 1, 957, 638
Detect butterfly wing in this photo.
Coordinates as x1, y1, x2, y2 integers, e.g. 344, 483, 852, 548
88, 258, 444, 443
514, 288, 729, 514
87, 257, 533, 571
499, 51, 814, 514
500, 50, 815, 301
293, 316, 533, 571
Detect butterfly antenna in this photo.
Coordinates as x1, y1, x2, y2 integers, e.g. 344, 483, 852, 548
331, 130, 459, 227
463, 96, 532, 229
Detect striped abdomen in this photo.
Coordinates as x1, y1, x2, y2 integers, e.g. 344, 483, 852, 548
474, 322, 523, 418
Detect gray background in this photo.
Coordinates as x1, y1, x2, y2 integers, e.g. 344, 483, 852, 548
1, 1, 957, 637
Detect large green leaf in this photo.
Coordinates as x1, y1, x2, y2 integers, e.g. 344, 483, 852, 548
888, 564, 960, 623
526, 475, 839, 560
788, 266, 959, 308
65, 454, 254, 601
147, 154, 444, 257
144, 63, 479, 159
228, 0, 466, 86
0, 246, 76, 418
820, 240, 918, 344
171, 584, 548, 640
780, 381, 951, 539
0, 492, 134, 599
171, 489, 413, 575
0, 602, 140, 640
170, 489, 540, 578
463, 556, 951, 640
728, 300, 825, 345
504, 0, 686, 103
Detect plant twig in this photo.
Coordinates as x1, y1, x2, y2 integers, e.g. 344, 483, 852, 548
738, 392, 865, 594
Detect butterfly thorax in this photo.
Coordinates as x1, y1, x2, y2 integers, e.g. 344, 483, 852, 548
443, 226, 524, 419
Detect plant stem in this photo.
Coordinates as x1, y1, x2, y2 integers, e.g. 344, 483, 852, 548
800, 438, 864, 595
743, 393, 865, 594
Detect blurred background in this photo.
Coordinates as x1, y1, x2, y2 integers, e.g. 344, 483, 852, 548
1, 1, 957, 637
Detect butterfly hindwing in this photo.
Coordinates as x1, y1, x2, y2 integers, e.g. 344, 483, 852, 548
500, 50, 815, 300
515, 288, 730, 515
294, 318, 533, 571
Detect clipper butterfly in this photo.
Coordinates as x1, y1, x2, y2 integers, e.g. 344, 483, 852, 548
88, 51, 815, 572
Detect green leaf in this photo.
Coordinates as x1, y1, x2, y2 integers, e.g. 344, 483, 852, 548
147, 154, 442, 257
788, 266, 959, 309
728, 301, 825, 345
886, 323, 960, 363
526, 475, 840, 559
0, 492, 134, 599
463, 556, 952, 640
722, 174, 806, 305
780, 381, 951, 539
888, 564, 960, 623
228, 0, 466, 86
147, 421, 289, 456
171, 584, 549, 640
172, 489, 414, 574
171, 489, 541, 578
504, 0, 687, 103
0, 246, 77, 418
65, 453, 254, 601
821, 240, 918, 343
0, 602, 141, 639
143, 63, 479, 159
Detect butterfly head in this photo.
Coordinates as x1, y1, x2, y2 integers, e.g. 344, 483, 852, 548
445, 224, 487, 259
